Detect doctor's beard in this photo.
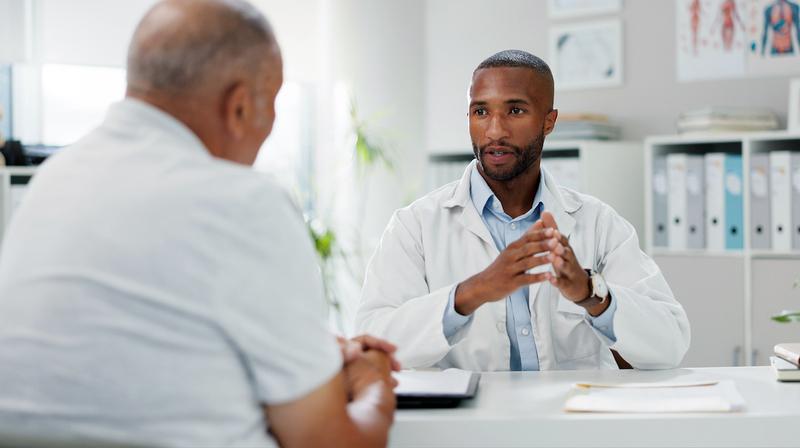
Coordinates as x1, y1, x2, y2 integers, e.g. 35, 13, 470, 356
472, 127, 545, 182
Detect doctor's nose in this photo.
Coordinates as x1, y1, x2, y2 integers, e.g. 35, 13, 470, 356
485, 115, 510, 141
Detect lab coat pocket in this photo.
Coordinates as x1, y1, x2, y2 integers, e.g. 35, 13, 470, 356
553, 296, 602, 363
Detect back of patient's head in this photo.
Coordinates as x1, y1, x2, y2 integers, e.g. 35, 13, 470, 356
473, 49, 555, 109
126, 0, 278, 97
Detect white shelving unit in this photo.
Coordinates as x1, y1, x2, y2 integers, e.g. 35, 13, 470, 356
428, 140, 645, 241
645, 131, 800, 368
0, 166, 37, 244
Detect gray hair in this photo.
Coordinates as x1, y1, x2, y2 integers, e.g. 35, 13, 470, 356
126, 0, 277, 94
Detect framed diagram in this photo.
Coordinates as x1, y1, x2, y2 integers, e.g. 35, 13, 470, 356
549, 20, 623, 90
548, 0, 622, 18
676, 0, 747, 81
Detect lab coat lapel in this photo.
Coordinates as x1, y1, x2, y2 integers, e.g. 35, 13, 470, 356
444, 160, 497, 251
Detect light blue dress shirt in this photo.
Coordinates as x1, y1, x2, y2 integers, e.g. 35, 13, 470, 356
442, 166, 618, 370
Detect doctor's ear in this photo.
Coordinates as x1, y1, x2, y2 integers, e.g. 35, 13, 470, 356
543, 109, 558, 136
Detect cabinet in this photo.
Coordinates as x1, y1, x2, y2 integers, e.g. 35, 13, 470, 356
0, 167, 37, 244
645, 131, 800, 367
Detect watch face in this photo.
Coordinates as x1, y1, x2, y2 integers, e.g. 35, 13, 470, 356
593, 274, 609, 298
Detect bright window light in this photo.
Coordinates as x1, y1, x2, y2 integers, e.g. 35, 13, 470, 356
254, 82, 313, 210
41, 64, 126, 146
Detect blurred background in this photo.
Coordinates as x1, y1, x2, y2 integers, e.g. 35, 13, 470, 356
1, 0, 799, 367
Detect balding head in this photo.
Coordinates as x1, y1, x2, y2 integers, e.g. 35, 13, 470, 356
127, 0, 278, 95
125, 0, 283, 166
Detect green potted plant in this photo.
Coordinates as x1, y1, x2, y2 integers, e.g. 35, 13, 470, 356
771, 279, 800, 323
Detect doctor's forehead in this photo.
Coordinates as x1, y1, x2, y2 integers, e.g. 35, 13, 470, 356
469, 67, 551, 105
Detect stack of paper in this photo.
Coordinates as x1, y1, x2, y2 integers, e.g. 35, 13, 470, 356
771, 356, 800, 382
564, 380, 745, 413
677, 107, 779, 134
550, 114, 620, 141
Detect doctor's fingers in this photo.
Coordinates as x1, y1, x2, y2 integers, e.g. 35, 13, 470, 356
515, 271, 551, 287
514, 229, 552, 246
513, 252, 550, 272
511, 241, 552, 261
548, 252, 582, 279
540, 211, 559, 230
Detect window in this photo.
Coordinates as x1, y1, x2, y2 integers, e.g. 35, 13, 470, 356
254, 81, 314, 211
40, 64, 126, 146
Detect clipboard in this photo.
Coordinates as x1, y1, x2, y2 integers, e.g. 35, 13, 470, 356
393, 370, 480, 409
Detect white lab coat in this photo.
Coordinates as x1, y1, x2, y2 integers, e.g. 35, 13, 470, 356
356, 161, 690, 371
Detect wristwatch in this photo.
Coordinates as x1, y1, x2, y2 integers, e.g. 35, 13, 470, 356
578, 269, 609, 307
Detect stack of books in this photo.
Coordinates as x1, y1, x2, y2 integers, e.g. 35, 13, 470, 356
550, 113, 621, 141
677, 107, 779, 134
770, 343, 800, 381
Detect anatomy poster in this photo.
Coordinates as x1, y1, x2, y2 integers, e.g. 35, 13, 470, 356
677, 0, 747, 81
677, 0, 800, 81
745, 0, 800, 76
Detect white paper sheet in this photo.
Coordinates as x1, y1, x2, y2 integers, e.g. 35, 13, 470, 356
564, 380, 745, 413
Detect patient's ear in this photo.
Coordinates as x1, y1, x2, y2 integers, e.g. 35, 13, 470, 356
223, 82, 251, 140
543, 109, 558, 136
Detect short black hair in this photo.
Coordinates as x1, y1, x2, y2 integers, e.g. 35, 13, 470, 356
473, 49, 555, 108
474, 49, 553, 82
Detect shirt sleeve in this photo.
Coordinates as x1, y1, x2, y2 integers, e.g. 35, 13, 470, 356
585, 291, 618, 343
442, 285, 473, 344
213, 182, 342, 405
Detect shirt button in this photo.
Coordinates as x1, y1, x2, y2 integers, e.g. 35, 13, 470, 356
521, 328, 530, 336
510, 223, 517, 230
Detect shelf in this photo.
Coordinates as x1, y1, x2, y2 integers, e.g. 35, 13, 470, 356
650, 249, 800, 259
646, 130, 800, 146
1, 167, 38, 175
650, 249, 745, 258
749, 251, 800, 260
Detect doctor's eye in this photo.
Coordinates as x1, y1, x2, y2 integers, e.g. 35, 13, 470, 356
509, 107, 526, 115
472, 108, 488, 116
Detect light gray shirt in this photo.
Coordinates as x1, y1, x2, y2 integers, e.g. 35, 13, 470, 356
0, 99, 342, 447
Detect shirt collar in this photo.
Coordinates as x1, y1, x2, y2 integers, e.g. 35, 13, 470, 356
469, 163, 545, 217
102, 98, 212, 160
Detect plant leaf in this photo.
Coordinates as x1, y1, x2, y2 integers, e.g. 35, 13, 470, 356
771, 310, 800, 323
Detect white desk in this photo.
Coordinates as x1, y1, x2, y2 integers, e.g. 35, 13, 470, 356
391, 367, 800, 447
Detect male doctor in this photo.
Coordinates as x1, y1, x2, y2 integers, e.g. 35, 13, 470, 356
355, 50, 690, 371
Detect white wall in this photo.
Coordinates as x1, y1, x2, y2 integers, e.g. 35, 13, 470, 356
0, 0, 29, 63
425, 0, 799, 151
39, 0, 157, 67
312, 0, 426, 332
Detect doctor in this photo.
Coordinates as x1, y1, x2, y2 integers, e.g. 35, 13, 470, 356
356, 50, 690, 371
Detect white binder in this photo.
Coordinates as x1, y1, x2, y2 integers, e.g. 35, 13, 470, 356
705, 153, 726, 251
686, 155, 705, 249
667, 153, 688, 250
792, 153, 800, 250
770, 151, 792, 252
652, 157, 669, 248
749, 153, 771, 250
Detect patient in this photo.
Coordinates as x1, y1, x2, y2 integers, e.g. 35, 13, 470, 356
0, 1, 396, 447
